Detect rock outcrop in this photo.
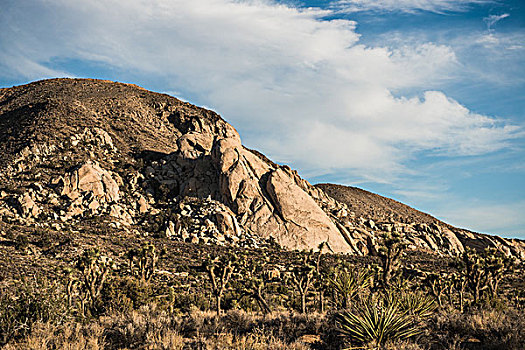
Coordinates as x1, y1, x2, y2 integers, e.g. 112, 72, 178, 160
0, 78, 523, 258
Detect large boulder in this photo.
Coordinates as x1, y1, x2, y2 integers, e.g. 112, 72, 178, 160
17, 192, 40, 218
266, 168, 351, 252
62, 160, 120, 203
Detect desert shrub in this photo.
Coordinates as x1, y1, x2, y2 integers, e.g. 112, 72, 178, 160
0, 277, 68, 345
382, 340, 426, 350
5, 307, 183, 350
167, 287, 212, 313
32, 228, 57, 249
103, 304, 181, 349
100, 275, 153, 314
171, 308, 326, 344
256, 310, 326, 343
3, 321, 105, 350
427, 308, 525, 349
195, 329, 311, 350
13, 233, 30, 251
221, 308, 257, 334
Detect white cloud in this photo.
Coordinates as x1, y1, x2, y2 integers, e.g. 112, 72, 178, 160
0, 0, 520, 182
330, 0, 492, 14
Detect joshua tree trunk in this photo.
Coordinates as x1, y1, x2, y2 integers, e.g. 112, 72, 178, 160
255, 291, 271, 315
301, 292, 307, 314
383, 257, 393, 286
216, 294, 222, 316
204, 256, 235, 316
473, 279, 481, 304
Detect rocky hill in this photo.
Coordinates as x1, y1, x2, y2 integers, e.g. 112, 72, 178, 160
316, 184, 440, 225
0, 78, 523, 259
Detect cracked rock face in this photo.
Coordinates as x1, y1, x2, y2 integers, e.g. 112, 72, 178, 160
0, 78, 524, 259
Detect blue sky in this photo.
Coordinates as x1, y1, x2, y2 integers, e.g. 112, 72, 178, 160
1, 0, 524, 238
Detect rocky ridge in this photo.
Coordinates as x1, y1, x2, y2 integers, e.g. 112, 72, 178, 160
0, 78, 523, 258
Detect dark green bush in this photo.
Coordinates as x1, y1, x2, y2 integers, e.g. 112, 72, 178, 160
100, 275, 153, 314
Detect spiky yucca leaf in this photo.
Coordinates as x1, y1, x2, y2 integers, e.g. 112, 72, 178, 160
397, 291, 436, 318
335, 299, 421, 346
384, 290, 436, 319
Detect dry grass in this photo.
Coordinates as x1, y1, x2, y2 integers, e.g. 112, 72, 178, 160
3, 306, 316, 349
3, 321, 105, 350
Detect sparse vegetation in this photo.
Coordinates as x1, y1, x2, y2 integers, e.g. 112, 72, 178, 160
1, 228, 524, 349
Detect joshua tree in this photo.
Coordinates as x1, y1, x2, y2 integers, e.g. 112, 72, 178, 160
203, 253, 237, 316
288, 252, 316, 314
424, 272, 449, 308
483, 247, 514, 299
76, 248, 113, 316
63, 267, 78, 308
126, 243, 160, 284
457, 247, 514, 304
377, 232, 407, 288
237, 255, 272, 314
459, 248, 488, 304
451, 272, 467, 312
314, 241, 329, 312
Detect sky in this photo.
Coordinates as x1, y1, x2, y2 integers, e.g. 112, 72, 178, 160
0, 0, 524, 238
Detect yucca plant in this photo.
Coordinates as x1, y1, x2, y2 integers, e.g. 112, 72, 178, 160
335, 298, 421, 348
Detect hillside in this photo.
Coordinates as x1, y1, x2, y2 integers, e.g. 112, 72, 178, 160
316, 183, 441, 225
0, 78, 523, 259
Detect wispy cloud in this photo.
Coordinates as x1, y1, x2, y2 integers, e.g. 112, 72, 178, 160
484, 13, 510, 33
475, 13, 511, 47
437, 200, 525, 239
371, 28, 525, 86
330, 0, 492, 14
